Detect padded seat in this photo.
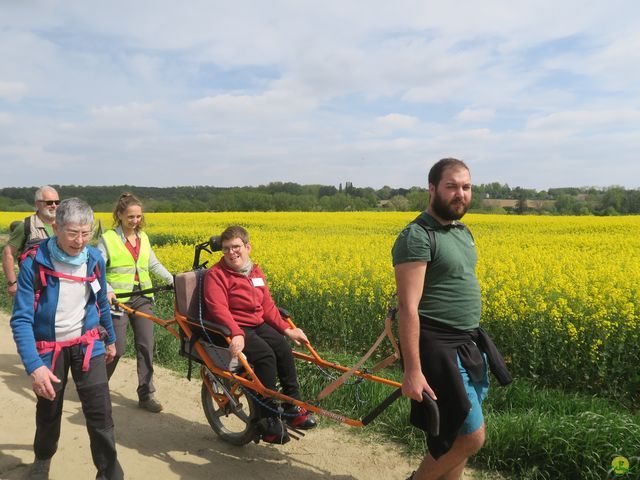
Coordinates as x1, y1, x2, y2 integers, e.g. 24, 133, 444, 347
174, 270, 239, 372
174, 270, 231, 337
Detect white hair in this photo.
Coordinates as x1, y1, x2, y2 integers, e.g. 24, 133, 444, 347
55, 198, 94, 228
34, 185, 58, 202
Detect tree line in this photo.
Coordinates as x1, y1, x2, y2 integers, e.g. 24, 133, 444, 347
0, 182, 639, 215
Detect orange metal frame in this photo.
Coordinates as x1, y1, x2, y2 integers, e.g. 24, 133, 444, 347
116, 302, 401, 427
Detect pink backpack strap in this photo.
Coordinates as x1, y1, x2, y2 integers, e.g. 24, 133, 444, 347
39, 267, 97, 283
35, 327, 102, 372
29, 248, 101, 314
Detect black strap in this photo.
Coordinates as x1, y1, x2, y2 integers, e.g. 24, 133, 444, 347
411, 215, 474, 264
115, 284, 174, 299
186, 330, 204, 381
411, 216, 438, 263
19, 215, 31, 254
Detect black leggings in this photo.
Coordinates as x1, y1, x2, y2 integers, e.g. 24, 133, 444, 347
241, 323, 300, 416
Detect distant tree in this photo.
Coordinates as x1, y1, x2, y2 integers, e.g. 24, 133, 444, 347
388, 195, 410, 211
554, 194, 576, 214
515, 192, 528, 214
319, 193, 350, 211
481, 182, 512, 199
318, 185, 338, 197
273, 192, 295, 211
0, 196, 32, 211
377, 185, 393, 200
406, 188, 427, 211
574, 204, 591, 216
344, 182, 354, 195
600, 186, 627, 214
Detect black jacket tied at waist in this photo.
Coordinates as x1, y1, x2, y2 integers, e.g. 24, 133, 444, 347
411, 318, 512, 459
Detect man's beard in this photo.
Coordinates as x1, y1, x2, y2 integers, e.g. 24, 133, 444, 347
431, 193, 469, 221
40, 209, 56, 222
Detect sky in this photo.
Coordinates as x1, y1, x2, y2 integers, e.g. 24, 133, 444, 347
1, 1, 639, 191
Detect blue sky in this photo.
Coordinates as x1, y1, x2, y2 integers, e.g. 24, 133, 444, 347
1, 1, 639, 190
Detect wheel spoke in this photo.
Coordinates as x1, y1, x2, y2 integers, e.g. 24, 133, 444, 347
201, 376, 258, 446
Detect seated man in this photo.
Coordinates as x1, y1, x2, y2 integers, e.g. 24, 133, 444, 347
203, 225, 317, 444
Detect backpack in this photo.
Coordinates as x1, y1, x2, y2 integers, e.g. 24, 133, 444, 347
411, 214, 474, 264
19, 243, 102, 313
19, 215, 49, 256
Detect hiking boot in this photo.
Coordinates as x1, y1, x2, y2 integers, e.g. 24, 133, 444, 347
26, 457, 51, 480
138, 396, 163, 413
285, 405, 317, 430
259, 417, 290, 445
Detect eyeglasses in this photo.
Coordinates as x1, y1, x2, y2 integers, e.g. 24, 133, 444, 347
221, 244, 245, 254
38, 200, 61, 206
63, 229, 93, 241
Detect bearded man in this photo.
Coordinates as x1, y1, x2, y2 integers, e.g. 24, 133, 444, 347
3, 186, 60, 297
392, 158, 511, 480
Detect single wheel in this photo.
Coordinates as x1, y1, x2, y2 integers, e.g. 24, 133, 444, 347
201, 371, 259, 446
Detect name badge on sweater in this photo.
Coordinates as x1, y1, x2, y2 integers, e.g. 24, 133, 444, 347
90, 279, 101, 294
251, 277, 265, 287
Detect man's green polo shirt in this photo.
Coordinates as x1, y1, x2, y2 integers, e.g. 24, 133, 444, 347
392, 212, 481, 331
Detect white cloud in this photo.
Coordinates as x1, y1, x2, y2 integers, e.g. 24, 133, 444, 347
189, 91, 314, 117
456, 108, 496, 123
0, 112, 12, 125
526, 109, 640, 132
90, 102, 155, 118
0, 82, 27, 101
375, 113, 419, 133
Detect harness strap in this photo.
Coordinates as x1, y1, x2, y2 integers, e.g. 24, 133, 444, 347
316, 327, 388, 401
33, 264, 101, 313
39, 267, 98, 284
316, 307, 401, 401
370, 314, 401, 373
35, 327, 102, 373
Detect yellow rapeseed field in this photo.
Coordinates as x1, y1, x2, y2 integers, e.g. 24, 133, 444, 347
2, 211, 639, 398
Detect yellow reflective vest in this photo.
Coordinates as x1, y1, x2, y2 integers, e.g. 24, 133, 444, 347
102, 229, 153, 297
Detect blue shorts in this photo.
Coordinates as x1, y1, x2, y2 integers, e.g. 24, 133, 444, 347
457, 352, 489, 435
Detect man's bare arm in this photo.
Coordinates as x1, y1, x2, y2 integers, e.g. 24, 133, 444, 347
395, 261, 436, 401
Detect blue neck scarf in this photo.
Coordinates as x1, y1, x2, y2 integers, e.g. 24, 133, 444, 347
48, 237, 89, 266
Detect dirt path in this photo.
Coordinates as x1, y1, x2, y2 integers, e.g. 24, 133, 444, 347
0, 310, 483, 480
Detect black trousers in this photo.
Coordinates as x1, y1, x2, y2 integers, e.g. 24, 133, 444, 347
35, 345, 124, 480
242, 323, 300, 417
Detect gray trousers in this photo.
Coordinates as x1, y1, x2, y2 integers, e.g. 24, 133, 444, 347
106, 294, 156, 401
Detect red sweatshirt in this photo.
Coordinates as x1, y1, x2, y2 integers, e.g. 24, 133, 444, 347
203, 259, 290, 338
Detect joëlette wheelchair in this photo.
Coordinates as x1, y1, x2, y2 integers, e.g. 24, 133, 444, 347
114, 236, 439, 446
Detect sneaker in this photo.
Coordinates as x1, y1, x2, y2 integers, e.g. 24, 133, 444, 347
138, 396, 163, 413
26, 457, 51, 480
259, 417, 290, 445
285, 405, 317, 430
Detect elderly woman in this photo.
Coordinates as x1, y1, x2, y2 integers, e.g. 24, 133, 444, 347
203, 225, 317, 444
11, 198, 123, 480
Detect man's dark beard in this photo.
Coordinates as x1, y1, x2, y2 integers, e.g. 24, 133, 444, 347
431, 193, 469, 221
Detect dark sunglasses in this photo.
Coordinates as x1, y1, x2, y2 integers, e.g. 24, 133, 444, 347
38, 200, 61, 206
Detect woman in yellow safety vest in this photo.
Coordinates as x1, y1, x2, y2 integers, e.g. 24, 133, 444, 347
97, 192, 173, 413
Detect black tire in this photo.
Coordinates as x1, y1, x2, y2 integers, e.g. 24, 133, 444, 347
201, 372, 259, 446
